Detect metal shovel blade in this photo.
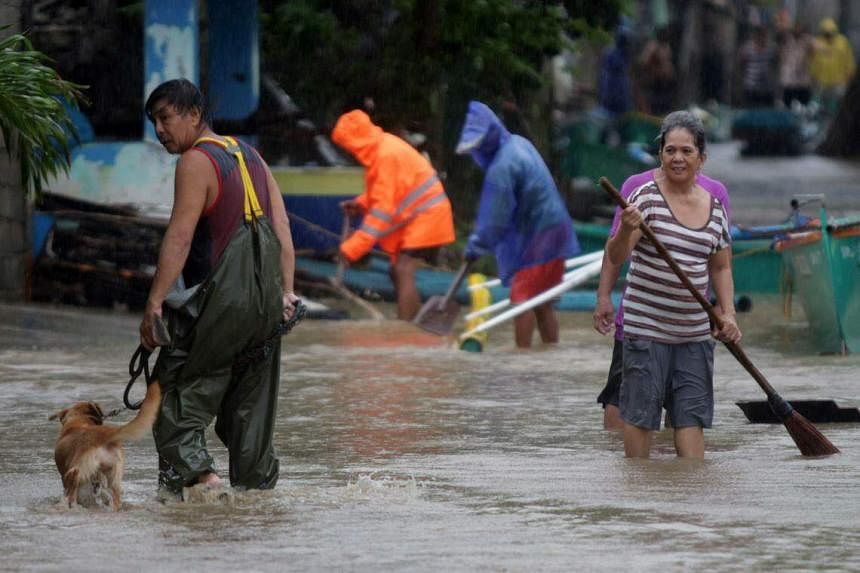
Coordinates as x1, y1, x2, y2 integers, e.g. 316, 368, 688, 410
413, 295, 462, 335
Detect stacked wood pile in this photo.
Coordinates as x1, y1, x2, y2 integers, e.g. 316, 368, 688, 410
29, 194, 165, 310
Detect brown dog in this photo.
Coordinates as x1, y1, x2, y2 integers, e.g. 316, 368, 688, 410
49, 381, 161, 510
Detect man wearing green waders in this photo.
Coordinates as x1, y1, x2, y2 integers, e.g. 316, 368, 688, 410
139, 79, 299, 495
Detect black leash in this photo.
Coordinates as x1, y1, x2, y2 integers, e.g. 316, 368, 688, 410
123, 344, 154, 410
233, 300, 308, 373
120, 300, 308, 410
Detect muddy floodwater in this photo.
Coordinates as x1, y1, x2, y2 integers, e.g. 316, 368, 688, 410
1, 299, 859, 572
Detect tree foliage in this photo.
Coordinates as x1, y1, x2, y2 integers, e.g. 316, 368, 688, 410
0, 29, 84, 195
262, 0, 623, 128
261, 0, 625, 222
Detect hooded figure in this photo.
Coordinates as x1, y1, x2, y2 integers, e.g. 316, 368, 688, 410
598, 25, 633, 117
332, 110, 455, 262
810, 18, 856, 90
810, 18, 856, 115
456, 101, 580, 347
331, 110, 455, 319
456, 101, 579, 284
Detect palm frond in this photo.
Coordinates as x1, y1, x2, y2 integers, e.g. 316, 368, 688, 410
0, 27, 86, 196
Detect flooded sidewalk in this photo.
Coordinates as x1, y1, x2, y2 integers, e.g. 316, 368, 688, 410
1, 301, 859, 571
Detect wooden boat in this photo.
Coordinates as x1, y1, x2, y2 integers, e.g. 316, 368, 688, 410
295, 256, 620, 312
29, 195, 347, 319
775, 208, 860, 354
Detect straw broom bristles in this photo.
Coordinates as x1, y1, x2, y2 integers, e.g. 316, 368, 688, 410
784, 412, 841, 456
769, 393, 840, 456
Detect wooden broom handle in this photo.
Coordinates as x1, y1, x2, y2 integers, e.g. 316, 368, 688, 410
598, 177, 778, 397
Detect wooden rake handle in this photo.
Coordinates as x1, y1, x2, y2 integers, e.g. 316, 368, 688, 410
598, 176, 778, 399
334, 214, 351, 286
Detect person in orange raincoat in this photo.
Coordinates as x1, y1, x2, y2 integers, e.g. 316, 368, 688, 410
331, 110, 456, 320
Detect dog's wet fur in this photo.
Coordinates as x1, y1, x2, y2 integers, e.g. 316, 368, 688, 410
49, 382, 161, 511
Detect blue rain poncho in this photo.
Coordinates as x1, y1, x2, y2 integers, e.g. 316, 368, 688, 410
456, 101, 579, 285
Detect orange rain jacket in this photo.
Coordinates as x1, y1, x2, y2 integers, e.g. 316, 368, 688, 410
331, 110, 455, 262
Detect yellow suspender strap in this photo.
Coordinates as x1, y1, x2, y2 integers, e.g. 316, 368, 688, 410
194, 136, 263, 222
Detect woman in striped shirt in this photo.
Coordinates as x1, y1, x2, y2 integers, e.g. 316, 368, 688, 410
606, 111, 742, 459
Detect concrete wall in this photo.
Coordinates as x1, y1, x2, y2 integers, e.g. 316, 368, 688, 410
0, 0, 25, 302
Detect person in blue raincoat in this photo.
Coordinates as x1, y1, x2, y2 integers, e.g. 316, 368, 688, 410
456, 101, 580, 348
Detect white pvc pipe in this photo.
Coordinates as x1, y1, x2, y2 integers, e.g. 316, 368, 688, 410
464, 250, 605, 320
464, 263, 586, 321
459, 258, 603, 339
464, 298, 511, 321
468, 250, 604, 291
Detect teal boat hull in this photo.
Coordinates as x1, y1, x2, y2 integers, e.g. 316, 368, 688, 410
573, 221, 784, 294
295, 256, 620, 312
777, 222, 860, 354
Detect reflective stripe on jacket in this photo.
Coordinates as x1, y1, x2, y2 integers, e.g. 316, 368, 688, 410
331, 110, 455, 261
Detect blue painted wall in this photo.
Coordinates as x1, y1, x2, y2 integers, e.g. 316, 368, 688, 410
143, 0, 199, 141
208, 1, 259, 121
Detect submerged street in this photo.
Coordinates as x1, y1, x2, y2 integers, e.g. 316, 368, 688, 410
1, 300, 859, 571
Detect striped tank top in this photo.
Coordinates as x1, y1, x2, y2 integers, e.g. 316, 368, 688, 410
622, 181, 731, 344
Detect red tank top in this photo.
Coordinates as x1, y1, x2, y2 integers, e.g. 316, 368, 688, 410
183, 137, 273, 286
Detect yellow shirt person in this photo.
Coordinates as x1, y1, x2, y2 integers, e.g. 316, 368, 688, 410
810, 18, 856, 90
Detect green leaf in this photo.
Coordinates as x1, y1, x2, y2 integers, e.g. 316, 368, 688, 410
0, 27, 86, 196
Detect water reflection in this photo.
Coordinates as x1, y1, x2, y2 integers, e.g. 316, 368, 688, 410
0, 299, 858, 572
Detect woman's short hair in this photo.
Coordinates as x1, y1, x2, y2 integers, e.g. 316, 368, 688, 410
658, 110, 706, 154
145, 78, 211, 125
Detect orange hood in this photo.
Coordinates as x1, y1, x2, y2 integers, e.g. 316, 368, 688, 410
331, 110, 383, 167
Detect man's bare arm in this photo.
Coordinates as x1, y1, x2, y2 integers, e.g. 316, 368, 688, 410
140, 151, 208, 348
708, 247, 741, 343
265, 166, 299, 319
147, 152, 209, 307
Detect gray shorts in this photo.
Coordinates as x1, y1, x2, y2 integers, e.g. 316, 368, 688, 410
619, 338, 715, 431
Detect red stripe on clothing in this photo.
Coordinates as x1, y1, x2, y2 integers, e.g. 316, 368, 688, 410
192, 147, 224, 217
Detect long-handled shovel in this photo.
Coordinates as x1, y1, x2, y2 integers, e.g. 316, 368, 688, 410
413, 261, 472, 335
599, 177, 839, 457
329, 214, 385, 321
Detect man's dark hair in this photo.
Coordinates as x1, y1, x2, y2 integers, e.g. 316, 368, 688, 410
145, 78, 211, 125
658, 110, 706, 154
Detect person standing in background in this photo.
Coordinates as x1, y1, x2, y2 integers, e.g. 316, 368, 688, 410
810, 18, 856, 115
637, 26, 676, 116
778, 22, 815, 107
740, 25, 778, 107
455, 101, 580, 349
598, 24, 633, 145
